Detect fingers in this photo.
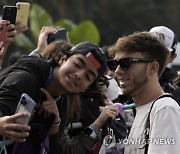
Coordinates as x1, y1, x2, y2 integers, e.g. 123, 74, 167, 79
39, 88, 56, 111
102, 105, 120, 119
15, 20, 26, 28
41, 105, 55, 118
105, 105, 120, 115
37, 26, 57, 51
0, 114, 31, 142
4, 124, 30, 142
40, 26, 57, 35
15, 21, 28, 34
39, 26, 57, 39
1, 21, 28, 46
6, 130, 29, 142
108, 110, 119, 119
39, 89, 59, 120
0, 20, 10, 25
5, 24, 17, 44
0, 42, 4, 56
0, 42, 3, 47
6, 29, 17, 38
99, 106, 104, 112
40, 88, 54, 100
6, 24, 15, 32
16, 27, 28, 34
12, 112, 29, 118
8, 112, 29, 123
4, 122, 30, 132
39, 101, 57, 116
5, 22, 27, 44
105, 99, 113, 105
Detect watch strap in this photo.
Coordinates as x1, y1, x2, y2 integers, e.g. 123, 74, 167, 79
89, 125, 100, 136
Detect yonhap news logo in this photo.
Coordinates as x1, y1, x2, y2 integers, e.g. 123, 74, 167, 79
103, 135, 175, 150
103, 135, 116, 149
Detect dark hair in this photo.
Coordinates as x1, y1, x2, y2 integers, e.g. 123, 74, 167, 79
41, 40, 80, 123
102, 45, 115, 60
108, 31, 169, 76
41, 40, 72, 61
82, 76, 107, 107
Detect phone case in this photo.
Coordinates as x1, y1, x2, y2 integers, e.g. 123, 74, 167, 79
15, 93, 36, 125
0, 24, 7, 60
16, 2, 30, 26
2, 5, 17, 25
0, 24, 6, 48
47, 28, 68, 44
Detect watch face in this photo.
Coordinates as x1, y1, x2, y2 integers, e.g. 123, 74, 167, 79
84, 127, 93, 136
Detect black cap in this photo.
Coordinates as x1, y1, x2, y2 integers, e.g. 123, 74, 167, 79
70, 41, 107, 76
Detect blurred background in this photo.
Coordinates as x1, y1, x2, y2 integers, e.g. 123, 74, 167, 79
0, 0, 180, 70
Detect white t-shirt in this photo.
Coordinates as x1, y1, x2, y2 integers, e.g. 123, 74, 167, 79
124, 95, 180, 154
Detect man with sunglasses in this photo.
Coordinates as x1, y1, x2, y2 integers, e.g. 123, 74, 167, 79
108, 31, 180, 154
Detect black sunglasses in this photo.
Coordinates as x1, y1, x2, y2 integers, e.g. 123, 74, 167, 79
107, 58, 153, 71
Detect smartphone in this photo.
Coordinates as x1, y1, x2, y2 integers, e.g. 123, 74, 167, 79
47, 28, 68, 44
15, 93, 36, 125
0, 24, 7, 49
2, 5, 17, 25
16, 2, 30, 26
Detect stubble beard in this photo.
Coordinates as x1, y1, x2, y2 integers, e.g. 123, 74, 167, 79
122, 66, 148, 96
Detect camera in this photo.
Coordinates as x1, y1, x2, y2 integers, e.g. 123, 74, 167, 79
21, 96, 27, 106
15, 93, 36, 125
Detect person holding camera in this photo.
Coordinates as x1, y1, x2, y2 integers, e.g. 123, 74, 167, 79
30, 27, 127, 154
0, 40, 121, 153
0, 19, 28, 68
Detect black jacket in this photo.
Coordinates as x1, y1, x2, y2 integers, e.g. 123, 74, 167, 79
0, 55, 97, 154
159, 67, 180, 104
0, 55, 51, 116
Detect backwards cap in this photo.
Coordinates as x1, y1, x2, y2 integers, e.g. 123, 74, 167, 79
149, 26, 177, 53
70, 41, 107, 76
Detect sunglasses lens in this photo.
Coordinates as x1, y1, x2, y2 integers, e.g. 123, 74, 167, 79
107, 60, 118, 71
107, 58, 132, 71
119, 58, 131, 70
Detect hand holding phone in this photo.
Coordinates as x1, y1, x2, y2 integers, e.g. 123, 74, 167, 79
0, 24, 7, 48
47, 28, 68, 44
15, 93, 36, 125
2, 5, 17, 25
16, 2, 30, 26
0, 24, 7, 60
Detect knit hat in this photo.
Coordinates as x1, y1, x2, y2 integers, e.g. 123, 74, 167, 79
149, 26, 177, 53
70, 41, 107, 76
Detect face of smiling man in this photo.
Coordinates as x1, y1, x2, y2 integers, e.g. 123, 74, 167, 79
56, 54, 98, 93
114, 52, 149, 97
